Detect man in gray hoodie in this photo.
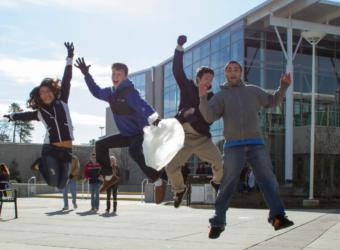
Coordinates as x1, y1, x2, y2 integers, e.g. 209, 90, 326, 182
199, 60, 294, 239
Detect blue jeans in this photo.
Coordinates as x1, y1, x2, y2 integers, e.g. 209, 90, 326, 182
40, 144, 72, 189
62, 179, 77, 208
90, 182, 100, 210
209, 144, 285, 227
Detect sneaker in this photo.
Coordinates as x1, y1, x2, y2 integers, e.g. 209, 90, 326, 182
73, 203, 77, 209
62, 206, 69, 211
154, 179, 167, 204
210, 180, 220, 193
99, 176, 120, 193
105, 209, 110, 214
173, 188, 187, 208
268, 215, 294, 231
208, 226, 225, 239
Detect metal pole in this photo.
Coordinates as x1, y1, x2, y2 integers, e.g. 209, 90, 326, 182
309, 43, 316, 200
285, 24, 294, 182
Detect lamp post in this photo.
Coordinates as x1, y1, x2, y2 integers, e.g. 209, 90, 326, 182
99, 126, 104, 137
302, 31, 326, 207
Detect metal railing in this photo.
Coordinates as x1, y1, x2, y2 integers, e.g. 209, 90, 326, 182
140, 178, 149, 202
27, 176, 36, 197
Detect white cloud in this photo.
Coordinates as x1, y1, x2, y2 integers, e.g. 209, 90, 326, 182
2, 0, 161, 15
0, 55, 111, 89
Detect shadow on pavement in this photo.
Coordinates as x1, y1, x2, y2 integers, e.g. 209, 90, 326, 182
76, 210, 98, 216
45, 209, 73, 216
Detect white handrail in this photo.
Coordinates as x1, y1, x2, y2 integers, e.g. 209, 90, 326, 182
27, 176, 36, 197
140, 178, 149, 203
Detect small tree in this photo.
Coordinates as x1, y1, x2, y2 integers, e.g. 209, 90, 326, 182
8, 103, 34, 143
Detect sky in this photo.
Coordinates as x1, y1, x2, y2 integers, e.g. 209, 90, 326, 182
0, 0, 269, 144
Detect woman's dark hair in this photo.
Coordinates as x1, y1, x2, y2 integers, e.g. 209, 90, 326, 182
27, 78, 61, 109
0, 163, 10, 176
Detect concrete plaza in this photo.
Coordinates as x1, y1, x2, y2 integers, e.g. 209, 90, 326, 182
0, 198, 339, 250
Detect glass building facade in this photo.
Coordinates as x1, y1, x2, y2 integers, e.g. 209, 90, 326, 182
129, 72, 147, 98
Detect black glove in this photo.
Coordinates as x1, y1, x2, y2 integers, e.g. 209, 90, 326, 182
64, 42, 74, 58
152, 118, 161, 126
74, 57, 91, 75
177, 35, 187, 46
3, 114, 13, 121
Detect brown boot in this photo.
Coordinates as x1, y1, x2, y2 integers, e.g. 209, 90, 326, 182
154, 180, 167, 204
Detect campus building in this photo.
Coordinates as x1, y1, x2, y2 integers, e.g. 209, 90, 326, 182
106, 0, 340, 195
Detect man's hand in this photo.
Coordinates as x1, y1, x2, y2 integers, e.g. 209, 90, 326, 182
198, 83, 209, 97
177, 35, 187, 47
64, 42, 74, 58
152, 118, 161, 126
3, 114, 13, 121
280, 72, 291, 87
74, 57, 91, 75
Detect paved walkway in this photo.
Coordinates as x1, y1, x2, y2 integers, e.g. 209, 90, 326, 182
0, 198, 339, 250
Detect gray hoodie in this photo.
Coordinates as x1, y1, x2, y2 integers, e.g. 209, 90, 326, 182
199, 81, 289, 141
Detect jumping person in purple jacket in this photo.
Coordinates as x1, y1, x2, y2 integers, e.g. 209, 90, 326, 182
75, 58, 167, 201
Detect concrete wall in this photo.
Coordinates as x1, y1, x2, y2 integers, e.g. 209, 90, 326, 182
0, 143, 93, 183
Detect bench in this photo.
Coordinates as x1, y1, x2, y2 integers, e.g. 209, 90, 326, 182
0, 181, 18, 219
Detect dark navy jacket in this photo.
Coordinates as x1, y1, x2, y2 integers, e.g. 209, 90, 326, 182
173, 49, 214, 138
84, 74, 157, 136
11, 60, 74, 144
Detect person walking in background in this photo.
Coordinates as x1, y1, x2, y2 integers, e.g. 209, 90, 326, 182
106, 155, 120, 215
62, 154, 80, 210
84, 152, 102, 212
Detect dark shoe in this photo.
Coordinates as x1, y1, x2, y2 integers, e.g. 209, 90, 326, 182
208, 226, 225, 239
174, 188, 187, 208
154, 180, 167, 204
99, 176, 120, 193
268, 215, 294, 231
210, 180, 220, 193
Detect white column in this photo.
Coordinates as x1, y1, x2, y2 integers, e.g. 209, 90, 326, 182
285, 25, 294, 183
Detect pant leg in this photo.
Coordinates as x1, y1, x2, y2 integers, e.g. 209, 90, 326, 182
112, 185, 118, 212
246, 145, 285, 219
94, 183, 100, 209
96, 134, 130, 175
193, 137, 223, 184
62, 182, 69, 208
40, 153, 60, 188
57, 159, 71, 190
90, 184, 95, 209
128, 134, 162, 182
69, 179, 77, 206
165, 144, 193, 193
209, 146, 246, 227
106, 187, 112, 210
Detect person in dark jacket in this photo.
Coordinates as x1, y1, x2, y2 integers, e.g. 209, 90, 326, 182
84, 152, 102, 212
75, 58, 167, 203
105, 155, 120, 215
165, 36, 223, 208
3, 42, 75, 190
0, 163, 10, 218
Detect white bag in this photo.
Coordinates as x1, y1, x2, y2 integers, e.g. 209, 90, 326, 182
143, 118, 185, 171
